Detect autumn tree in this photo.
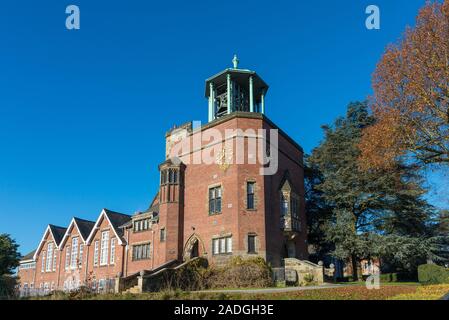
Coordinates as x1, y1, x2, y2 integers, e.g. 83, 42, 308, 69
359, 0, 449, 170
308, 102, 438, 279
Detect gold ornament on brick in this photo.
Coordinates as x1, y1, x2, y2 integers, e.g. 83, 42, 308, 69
216, 145, 233, 171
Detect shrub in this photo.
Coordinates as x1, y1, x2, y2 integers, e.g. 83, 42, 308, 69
205, 256, 273, 289
0, 275, 17, 299
302, 273, 317, 286
418, 264, 449, 285
379, 272, 416, 283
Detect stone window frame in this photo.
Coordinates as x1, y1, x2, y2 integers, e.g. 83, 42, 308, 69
208, 184, 223, 216
290, 193, 301, 232
279, 176, 301, 232
133, 218, 151, 233
245, 180, 257, 211
160, 227, 166, 242
211, 233, 233, 256
247, 233, 258, 254
160, 168, 179, 185
131, 242, 152, 261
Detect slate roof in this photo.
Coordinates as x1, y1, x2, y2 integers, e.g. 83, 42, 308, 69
103, 209, 131, 240
48, 225, 67, 246
73, 217, 95, 241
20, 250, 36, 262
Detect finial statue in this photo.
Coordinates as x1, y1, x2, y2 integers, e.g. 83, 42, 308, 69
232, 54, 239, 69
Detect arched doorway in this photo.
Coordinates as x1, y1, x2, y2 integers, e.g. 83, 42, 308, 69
183, 234, 205, 261
190, 240, 199, 259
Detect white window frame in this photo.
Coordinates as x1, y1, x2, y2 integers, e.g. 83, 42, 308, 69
46, 244, 53, 272
226, 237, 233, 253
100, 231, 109, 266
213, 239, 219, 255
70, 237, 79, 269
212, 236, 232, 255
110, 238, 116, 264
52, 249, 57, 271
93, 241, 99, 267
79, 244, 84, 268
41, 252, 45, 273
65, 246, 71, 270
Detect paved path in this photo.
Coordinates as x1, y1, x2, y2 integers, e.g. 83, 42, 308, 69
196, 284, 348, 294
441, 291, 449, 300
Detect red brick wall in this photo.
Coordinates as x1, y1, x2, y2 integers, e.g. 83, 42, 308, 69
58, 224, 88, 290
17, 264, 36, 291
33, 232, 61, 291
124, 222, 154, 276
168, 114, 308, 267
86, 216, 125, 283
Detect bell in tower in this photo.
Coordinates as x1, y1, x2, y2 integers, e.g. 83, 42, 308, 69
205, 55, 269, 122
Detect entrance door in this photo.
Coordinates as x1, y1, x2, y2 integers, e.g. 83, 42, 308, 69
190, 240, 199, 259
287, 241, 296, 258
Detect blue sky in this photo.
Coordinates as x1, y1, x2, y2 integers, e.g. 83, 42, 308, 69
0, 0, 444, 254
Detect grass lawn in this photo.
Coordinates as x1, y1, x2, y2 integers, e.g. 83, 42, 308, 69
28, 284, 449, 300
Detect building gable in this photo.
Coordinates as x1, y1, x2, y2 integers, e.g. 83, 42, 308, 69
86, 209, 131, 245
33, 225, 67, 260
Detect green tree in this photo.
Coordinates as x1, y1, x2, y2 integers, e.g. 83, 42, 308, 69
305, 158, 333, 262
0, 234, 20, 299
308, 102, 436, 279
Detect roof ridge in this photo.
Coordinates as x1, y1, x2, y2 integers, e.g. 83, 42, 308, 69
73, 217, 95, 223
103, 208, 131, 217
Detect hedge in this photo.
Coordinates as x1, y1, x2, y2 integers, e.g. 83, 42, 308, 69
418, 264, 449, 285
379, 272, 416, 283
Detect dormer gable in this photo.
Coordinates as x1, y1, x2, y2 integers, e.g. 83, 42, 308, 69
59, 217, 95, 248
33, 224, 67, 260
86, 209, 131, 245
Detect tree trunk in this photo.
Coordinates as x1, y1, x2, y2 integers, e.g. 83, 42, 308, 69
351, 255, 358, 281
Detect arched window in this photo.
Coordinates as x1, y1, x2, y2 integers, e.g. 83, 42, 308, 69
173, 170, 178, 183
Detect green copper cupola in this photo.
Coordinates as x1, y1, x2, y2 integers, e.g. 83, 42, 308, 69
205, 55, 269, 122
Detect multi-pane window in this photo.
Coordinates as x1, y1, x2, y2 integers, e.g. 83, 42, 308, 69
100, 231, 109, 266
247, 182, 255, 209
281, 194, 289, 216
160, 228, 166, 242
110, 238, 116, 264
93, 241, 99, 267
79, 244, 84, 267
209, 186, 222, 215
291, 197, 300, 231
70, 237, 78, 269
41, 252, 46, 273
132, 243, 151, 261
65, 246, 70, 270
134, 219, 150, 232
161, 169, 178, 185
19, 262, 36, 270
291, 198, 299, 218
212, 236, 232, 255
248, 235, 257, 254
52, 250, 57, 271
46, 244, 53, 272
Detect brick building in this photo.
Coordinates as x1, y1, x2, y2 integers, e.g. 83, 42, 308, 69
17, 57, 309, 294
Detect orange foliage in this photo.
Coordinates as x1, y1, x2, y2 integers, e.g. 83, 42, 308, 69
359, 0, 449, 170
